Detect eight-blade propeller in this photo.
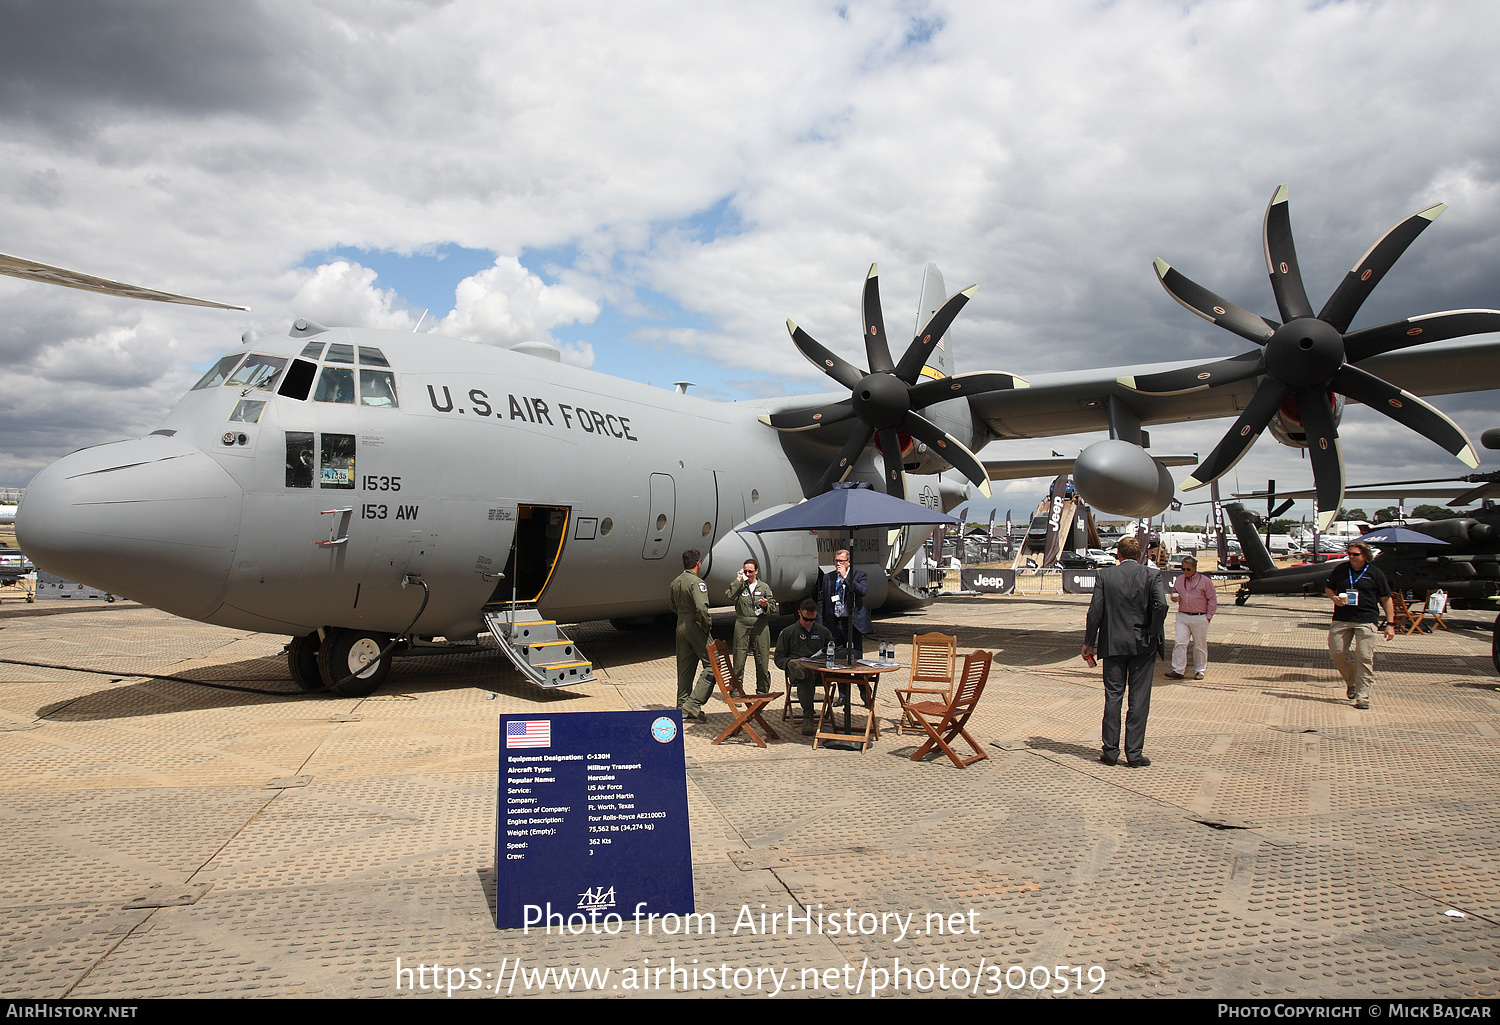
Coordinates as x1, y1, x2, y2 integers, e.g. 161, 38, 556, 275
1126, 185, 1494, 530
762, 265, 1025, 500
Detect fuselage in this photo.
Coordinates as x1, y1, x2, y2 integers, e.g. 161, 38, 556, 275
17, 325, 811, 638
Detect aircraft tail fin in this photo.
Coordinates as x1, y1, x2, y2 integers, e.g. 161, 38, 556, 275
913, 263, 955, 379
1224, 502, 1278, 578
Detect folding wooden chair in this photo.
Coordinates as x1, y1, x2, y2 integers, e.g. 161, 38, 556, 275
1390, 594, 1423, 635
1419, 590, 1451, 632
894, 632, 957, 735
706, 640, 782, 747
907, 649, 992, 768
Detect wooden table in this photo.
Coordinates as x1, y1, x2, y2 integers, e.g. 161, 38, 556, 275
798, 659, 903, 752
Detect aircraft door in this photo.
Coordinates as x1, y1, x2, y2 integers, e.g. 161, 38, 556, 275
642, 473, 675, 560
491, 505, 569, 605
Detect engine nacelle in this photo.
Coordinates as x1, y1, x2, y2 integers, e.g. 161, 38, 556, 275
705, 504, 820, 601
1072, 439, 1175, 518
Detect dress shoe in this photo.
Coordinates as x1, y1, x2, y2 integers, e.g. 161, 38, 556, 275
1099, 754, 1118, 766
1164, 671, 1185, 680
1355, 700, 1370, 710
801, 719, 817, 736
1127, 756, 1152, 768
1193, 672, 1204, 680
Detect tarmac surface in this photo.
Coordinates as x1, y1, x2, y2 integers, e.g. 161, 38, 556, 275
1, 590, 1497, 999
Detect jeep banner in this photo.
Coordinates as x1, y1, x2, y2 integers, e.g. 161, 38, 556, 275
960, 568, 1016, 594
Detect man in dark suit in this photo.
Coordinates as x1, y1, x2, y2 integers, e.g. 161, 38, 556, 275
817, 549, 870, 659
1082, 536, 1168, 768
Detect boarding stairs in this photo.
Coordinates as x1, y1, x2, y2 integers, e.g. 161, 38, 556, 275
483, 606, 596, 689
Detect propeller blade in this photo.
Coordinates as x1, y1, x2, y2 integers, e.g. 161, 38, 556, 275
0, 251, 248, 310
1263, 184, 1315, 322
1330, 364, 1479, 468
814, 421, 875, 494
1270, 498, 1296, 518
1319, 202, 1447, 332
787, 320, 865, 390
1180, 378, 1290, 490
899, 411, 992, 497
1343, 309, 1500, 363
758, 401, 856, 432
877, 428, 906, 499
908, 370, 1028, 409
1295, 386, 1345, 531
861, 264, 895, 375
894, 284, 978, 382
1153, 260, 1276, 343
1117, 349, 1264, 394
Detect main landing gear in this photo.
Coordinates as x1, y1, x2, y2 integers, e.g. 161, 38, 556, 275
287, 628, 393, 697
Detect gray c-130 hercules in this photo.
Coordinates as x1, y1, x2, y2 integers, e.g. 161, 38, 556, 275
11, 186, 1500, 694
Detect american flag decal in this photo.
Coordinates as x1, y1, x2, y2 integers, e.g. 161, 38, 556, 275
507, 720, 551, 748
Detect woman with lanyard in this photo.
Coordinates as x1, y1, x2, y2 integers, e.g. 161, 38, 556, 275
1323, 540, 1395, 710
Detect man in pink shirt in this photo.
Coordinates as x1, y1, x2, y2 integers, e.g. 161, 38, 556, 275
1165, 555, 1217, 680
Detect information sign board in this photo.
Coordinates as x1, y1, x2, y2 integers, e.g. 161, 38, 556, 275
496, 710, 694, 930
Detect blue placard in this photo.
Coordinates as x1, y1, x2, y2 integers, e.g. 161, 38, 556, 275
496, 710, 694, 930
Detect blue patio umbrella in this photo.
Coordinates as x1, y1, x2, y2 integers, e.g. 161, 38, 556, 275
1357, 526, 1450, 546
734, 481, 959, 534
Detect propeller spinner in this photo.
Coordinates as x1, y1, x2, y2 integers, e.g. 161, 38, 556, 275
764, 265, 1023, 500
1126, 186, 1494, 530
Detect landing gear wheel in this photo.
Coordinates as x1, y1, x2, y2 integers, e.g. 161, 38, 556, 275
1235, 590, 1250, 607
317, 629, 392, 697
287, 633, 323, 692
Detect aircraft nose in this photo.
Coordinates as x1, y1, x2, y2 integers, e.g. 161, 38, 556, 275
17, 437, 242, 619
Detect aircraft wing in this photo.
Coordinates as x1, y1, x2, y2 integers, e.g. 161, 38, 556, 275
965, 336, 1500, 440
981, 453, 1198, 480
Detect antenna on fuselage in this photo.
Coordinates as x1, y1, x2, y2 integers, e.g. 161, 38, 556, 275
673, 381, 694, 395
413, 309, 427, 332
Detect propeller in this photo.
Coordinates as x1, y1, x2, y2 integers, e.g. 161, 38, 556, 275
1125, 186, 1494, 530
762, 264, 1026, 499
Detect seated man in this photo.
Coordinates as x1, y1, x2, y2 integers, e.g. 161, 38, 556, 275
774, 598, 834, 736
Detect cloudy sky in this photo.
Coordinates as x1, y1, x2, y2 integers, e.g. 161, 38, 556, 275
3, 0, 1500, 524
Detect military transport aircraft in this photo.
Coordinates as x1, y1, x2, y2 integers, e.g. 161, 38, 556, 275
9, 187, 1500, 695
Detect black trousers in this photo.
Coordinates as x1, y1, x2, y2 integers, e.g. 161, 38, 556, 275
1101, 650, 1155, 761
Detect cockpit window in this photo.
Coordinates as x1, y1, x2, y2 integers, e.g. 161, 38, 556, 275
228, 399, 266, 423
358, 346, 390, 367
320, 433, 355, 489
225, 354, 288, 391
192, 354, 245, 390
277, 358, 317, 401
299, 341, 326, 360
313, 365, 356, 404
285, 432, 314, 488
324, 342, 355, 364
359, 369, 399, 408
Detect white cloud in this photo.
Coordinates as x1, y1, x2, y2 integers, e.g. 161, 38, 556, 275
291, 261, 417, 331
437, 257, 599, 349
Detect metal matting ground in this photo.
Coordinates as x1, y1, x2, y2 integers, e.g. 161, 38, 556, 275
0, 592, 1497, 998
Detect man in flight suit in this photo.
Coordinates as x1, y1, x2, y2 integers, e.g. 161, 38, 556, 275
727, 557, 779, 693
775, 598, 834, 735
670, 549, 715, 721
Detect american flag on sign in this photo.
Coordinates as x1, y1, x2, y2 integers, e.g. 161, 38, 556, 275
507, 720, 550, 749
